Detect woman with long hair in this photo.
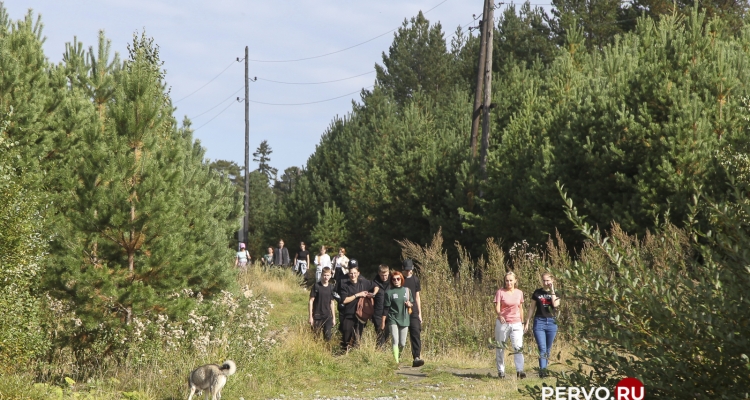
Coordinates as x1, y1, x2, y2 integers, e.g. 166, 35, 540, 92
524, 272, 560, 377
381, 270, 413, 363
294, 242, 310, 277
493, 271, 526, 379
313, 245, 331, 282
332, 248, 349, 283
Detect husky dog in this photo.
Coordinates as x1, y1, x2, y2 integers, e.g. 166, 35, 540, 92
187, 360, 236, 400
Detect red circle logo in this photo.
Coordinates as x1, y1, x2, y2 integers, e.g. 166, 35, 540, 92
615, 377, 645, 400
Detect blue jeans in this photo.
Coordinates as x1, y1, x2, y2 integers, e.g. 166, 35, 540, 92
532, 317, 558, 370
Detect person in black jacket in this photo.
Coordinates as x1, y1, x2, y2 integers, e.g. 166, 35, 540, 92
273, 239, 290, 267
336, 259, 378, 352
371, 264, 391, 348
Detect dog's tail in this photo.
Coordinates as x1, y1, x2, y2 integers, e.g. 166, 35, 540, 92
220, 360, 237, 376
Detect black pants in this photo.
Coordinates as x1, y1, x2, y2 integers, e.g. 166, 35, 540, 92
313, 317, 333, 342
372, 314, 388, 348
341, 317, 364, 351
408, 315, 422, 359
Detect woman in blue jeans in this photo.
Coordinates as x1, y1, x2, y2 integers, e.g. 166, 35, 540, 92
524, 272, 560, 377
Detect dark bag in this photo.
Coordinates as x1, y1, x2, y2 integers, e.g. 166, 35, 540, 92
356, 296, 375, 323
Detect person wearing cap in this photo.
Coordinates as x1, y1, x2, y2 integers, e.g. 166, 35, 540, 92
401, 259, 425, 367
234, 243, 251, 269
336, 259, 379, 352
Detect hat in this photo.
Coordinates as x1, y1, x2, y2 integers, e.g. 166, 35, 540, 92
348, 259, 359, 269
402, 259, 414, 270
239, 243, 246, 249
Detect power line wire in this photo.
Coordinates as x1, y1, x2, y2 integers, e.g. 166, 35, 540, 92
192, 100, 239, 131
248, 86, 374, 106
257, 70, 375, 85
190, 86, 244, 119
246, 0, 451, 63
174, 60, 239, 103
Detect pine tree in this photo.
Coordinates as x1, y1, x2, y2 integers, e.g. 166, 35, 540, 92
209, 159, 243, 191
310, 202, 349, 251
375, 11, 455, 106
253, 140, 278, 182
45, 32, 239, 355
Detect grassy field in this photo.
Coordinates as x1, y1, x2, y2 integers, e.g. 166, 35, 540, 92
0, 266, 568, 399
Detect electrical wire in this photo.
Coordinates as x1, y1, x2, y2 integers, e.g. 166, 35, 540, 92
248, 86, 374, 106
246, 0, 451, 63
192, 100, 239, 131
190, 86, 244, 119
174, 60, 239, 103
257, 70, 375, 85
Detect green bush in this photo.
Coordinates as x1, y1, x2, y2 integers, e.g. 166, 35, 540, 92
523, 184, 750, 399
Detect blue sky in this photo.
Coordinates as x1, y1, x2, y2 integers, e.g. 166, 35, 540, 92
4, 0, 550, 174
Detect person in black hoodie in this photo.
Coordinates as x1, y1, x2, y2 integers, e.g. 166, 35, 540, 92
371, 264, 392, 348
336, 259, 378, 352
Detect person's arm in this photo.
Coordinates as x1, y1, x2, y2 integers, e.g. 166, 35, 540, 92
495, 294, 506, 324
306, 253, 310, 266
331, 299, 337, 325
520, 295, 524, 328
234, 255, 239, 267
294, 252, 299, 264
524, 298, 536, 333
551, 284, 561, 308
343, 290, 369, 304
415, 291, 422, 322
382, 291, 391, 330
308, 296, 315, 326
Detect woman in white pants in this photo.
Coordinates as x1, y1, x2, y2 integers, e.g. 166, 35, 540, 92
493, 271, 525, 379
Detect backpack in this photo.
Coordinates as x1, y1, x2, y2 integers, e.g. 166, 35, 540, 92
356, 296, 375, 323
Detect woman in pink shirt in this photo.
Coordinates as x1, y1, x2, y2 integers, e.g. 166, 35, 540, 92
493, 271, 525, 379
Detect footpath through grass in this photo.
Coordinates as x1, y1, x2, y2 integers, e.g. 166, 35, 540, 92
227, 266, 560, 399
0, 266, 565, 399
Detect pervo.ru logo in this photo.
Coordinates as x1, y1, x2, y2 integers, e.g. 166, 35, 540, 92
541, 377, 645, 400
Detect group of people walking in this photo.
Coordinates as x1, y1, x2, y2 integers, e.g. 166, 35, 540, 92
237, 239, 562, 378
493, 270, 560, 378
308, 258, 425, 368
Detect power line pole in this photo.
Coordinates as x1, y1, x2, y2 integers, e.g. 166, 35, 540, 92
243, 45, 250, 244
479, 1, 495, 182
470, 0, 490, 159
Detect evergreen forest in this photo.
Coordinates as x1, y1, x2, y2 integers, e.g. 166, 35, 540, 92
1, 0, 749, 398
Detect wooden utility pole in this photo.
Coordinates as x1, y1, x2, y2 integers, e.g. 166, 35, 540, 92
479, 1, 495, 180
243, 46, 250, 244
470, 0, 490, 159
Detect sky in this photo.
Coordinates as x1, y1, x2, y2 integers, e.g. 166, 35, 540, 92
4, 0, 550, 174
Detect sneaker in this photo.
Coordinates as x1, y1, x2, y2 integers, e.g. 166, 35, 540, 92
497, 372, 505, 379
517, 371, 527, 379
412, 358, 425, 367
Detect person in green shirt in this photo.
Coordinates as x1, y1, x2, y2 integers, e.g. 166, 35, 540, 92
381, 270, 414, 363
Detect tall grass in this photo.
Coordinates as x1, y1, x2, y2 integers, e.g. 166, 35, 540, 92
398, 229, 578, 361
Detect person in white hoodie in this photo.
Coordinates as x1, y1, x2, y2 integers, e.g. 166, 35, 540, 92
313, 246, 331, 282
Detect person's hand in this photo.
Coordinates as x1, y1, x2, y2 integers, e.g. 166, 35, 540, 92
523, 322, 529, 333
333, 318, 336, 326
405, 300, 413, 308
309, 316, 314, 326
497, 315, 506, 324
380, 322, 386, 331
365, 292, 375, 298
418, 314, 422, 323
